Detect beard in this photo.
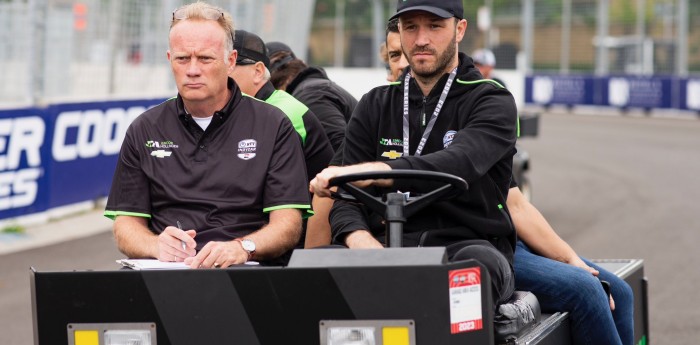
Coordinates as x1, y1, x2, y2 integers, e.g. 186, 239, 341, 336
407, 32, 457, 80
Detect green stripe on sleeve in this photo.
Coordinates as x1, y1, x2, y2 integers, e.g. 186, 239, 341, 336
263, 204, 314, 219
104, 210, 152, 220
456, 78, 505, 89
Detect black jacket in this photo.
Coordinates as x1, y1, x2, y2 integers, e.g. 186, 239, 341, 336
287, 66, 358, 152
330, 53, 518, 262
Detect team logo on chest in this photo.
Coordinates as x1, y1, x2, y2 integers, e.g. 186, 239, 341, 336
237, 139, 257, 160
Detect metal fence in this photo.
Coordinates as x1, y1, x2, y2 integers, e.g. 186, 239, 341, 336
461, 0, 699, 76
0, 0, 314, 107
1, 0, 697, 107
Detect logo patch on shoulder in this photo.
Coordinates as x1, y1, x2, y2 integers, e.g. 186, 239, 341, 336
443, 130, 457, 148
238, 139, 257, 160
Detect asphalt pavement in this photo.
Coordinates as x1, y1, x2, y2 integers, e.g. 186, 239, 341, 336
1, 111, 699, 344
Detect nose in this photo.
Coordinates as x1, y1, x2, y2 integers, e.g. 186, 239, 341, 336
186, 59, 201, 77
414, 26, 431, 47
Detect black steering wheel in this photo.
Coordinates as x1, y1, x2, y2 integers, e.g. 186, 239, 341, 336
328, 170, 468, 247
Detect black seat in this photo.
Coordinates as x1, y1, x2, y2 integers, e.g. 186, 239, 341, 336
494, 290, 542, 344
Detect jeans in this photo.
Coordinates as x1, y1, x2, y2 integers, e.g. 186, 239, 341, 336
514, 241, 634, 345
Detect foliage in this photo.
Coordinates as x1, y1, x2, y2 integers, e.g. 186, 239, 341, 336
1, 225, 25, 234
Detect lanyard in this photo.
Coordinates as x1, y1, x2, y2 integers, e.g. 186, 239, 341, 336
402, 67, 457, 157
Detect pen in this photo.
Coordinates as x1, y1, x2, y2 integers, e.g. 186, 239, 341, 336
177, 220, 186, 251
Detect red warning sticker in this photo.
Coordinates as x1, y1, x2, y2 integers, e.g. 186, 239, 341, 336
448, 267, 483, 334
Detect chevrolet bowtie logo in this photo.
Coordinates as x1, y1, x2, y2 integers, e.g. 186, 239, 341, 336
381, 150, 403, 159
151, 150, 172, 158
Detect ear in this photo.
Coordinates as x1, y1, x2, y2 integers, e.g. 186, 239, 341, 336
228, 50, 238, 72
455, 18, 467, 43
167, 50, 171, 62
254, 62, 266, 84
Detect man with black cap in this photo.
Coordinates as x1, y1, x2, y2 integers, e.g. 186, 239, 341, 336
230, 30, 332, 188
230, 29, 334, 248
309, 0, 517, 308
266, 42, 358, 153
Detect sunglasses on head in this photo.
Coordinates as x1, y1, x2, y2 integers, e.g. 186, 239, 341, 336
172, 6, 223, 21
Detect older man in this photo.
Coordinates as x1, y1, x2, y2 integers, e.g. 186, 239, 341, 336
105, 2, 311, 268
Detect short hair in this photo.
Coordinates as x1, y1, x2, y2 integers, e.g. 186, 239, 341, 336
385, 18, 399, 39
170, 1, 235, 53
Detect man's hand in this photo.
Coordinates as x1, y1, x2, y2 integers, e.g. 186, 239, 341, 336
157, 226, 196, 262
184, 240, 249, 268
309, 162, 392, 197
345, 230, 384, 249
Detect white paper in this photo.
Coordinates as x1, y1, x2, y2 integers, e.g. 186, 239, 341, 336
116, 259, 260, 270
116, 259, 190, 270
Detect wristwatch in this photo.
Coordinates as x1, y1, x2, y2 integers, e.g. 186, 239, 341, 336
235, 238, 256, 261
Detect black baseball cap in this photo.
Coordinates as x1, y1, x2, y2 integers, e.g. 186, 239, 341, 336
233, 30, 270, 68
266, 41, 296, 59
390, 0, 464, 20
266, 41, 297, 73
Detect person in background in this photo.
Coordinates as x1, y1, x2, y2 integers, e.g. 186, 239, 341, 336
310, 0, 518, 308
104, 2, 311, 268
266, 42, 357, 152
382, 18, 409, 82
229, 29, 334, 249
472, 48, 506, 87
472, 46, 634, 345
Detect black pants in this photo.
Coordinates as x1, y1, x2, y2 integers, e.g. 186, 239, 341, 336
445, 239, 515, 308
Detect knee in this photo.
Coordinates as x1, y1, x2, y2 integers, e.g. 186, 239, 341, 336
611, 278, 634, 310
557, 271, 607, 307
453, 245, 511, 279
452, 244, 514, 302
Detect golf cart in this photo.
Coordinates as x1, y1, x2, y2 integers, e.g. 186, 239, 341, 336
31, 170, 648, 345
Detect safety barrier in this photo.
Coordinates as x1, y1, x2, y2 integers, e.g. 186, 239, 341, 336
0, 98, 167, 223
525, 75, 700, 113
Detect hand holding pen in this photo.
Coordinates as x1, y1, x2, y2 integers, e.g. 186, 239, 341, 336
158, 221, 196, 262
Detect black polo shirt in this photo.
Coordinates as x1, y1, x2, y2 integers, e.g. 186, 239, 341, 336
105, 78, 311, 249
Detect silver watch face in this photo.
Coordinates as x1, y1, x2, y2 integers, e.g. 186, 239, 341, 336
241, 239, 256, 253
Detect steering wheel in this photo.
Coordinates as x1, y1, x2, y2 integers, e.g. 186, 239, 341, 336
328, 170, 468, 247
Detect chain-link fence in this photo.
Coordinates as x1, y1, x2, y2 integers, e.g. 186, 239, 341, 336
461, 0, 699, 75
0, 0, 314, 107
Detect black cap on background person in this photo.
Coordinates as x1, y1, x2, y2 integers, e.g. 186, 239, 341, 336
266, 41, 297, 73
389, 0, 463, 20
233, 30, 270, 68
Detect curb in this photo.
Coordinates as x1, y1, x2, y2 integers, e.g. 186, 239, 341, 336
0, 210, 112, 256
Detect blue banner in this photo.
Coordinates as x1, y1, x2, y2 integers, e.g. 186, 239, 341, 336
0, 98, 167, 220
525, 74, 698, 113
525, 75, 596, 106
681, 78, 700, 111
